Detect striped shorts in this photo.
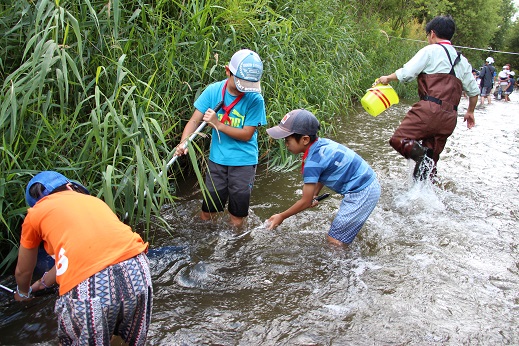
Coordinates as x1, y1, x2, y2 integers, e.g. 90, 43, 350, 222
328, 178, 381, 244
55, 253, 153, 346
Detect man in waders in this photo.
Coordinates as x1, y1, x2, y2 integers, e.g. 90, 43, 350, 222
376, 15, 479, 181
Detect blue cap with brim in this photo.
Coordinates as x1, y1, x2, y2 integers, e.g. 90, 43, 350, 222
228, 49, 263, 93
25, 171, 89, 207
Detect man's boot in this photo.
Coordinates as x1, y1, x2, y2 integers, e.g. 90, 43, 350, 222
408, 142, 433, 181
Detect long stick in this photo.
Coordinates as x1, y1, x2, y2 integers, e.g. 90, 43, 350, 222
160, 101, 224, 177
0, 284, 14, 294
126, 101, 224, 219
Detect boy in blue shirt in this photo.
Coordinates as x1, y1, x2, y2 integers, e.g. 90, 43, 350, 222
266, 109, 380, 246
175, 49, 266, 228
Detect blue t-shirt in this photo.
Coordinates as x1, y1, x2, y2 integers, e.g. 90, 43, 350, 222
303, 138, 375, 194
194, 80, 266, 166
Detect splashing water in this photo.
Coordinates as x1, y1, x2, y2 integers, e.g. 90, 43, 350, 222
393, 157, 445, 213
1, 97, 518, 345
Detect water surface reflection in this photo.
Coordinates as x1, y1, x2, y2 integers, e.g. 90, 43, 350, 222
1, 98, 518, 345
150, 98, 518, 345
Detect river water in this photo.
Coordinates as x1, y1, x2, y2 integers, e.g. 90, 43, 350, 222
1, 97, 518, 345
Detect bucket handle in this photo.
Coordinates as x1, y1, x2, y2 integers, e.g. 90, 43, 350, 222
366, 84, 394, 92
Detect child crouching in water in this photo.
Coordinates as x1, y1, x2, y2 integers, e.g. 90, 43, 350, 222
266, 109, 380, 246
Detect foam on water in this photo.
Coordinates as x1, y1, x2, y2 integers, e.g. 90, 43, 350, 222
3, 97, 519, 345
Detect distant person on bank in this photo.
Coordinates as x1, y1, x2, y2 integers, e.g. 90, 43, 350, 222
375, 15, 479, 181
265, 109, 380, 247
479, 57, 496, 105
505, 71, 515, 100
14, 171, 152, 345
498, 65, 511, 101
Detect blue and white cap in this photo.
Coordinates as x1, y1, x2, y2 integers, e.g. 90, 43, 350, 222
228, 49, 263, 93
25, 171, 89, 207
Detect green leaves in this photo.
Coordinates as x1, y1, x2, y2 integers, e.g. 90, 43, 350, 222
1, 0, 461, 273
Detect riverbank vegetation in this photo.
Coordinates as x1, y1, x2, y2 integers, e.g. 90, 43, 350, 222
1, 0, 517, 273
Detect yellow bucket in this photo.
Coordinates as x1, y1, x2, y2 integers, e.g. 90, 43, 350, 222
361, 83, 399, 116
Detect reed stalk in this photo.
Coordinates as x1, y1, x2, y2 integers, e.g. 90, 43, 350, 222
0, 0, 417, 273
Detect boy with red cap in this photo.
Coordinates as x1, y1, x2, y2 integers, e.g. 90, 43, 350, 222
266, 109, 380, 246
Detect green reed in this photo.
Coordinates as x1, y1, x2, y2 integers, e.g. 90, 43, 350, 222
0, 0, 418, 273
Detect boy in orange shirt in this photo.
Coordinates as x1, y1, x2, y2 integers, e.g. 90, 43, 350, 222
14, 171, 152, 346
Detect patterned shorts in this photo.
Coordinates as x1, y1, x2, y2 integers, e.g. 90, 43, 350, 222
55, 253, 153, 346
328, 178, 381, 244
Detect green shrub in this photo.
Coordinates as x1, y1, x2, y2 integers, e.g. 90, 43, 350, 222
0, 0, 420, 273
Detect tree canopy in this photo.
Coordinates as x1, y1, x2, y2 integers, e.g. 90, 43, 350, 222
353, 0, 518, 68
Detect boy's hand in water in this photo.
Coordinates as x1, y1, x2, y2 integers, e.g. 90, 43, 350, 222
267, 214, 284, 230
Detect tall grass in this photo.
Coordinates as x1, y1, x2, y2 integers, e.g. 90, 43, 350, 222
0, 0, 418, 273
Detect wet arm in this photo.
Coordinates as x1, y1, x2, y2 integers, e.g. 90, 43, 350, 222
464, 95, 478, 129
32, 265, 57, 292
268, 183, 316, 230
14, 246, 38, 300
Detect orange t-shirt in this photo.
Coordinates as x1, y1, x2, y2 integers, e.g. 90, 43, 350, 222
21, 191, 148, 295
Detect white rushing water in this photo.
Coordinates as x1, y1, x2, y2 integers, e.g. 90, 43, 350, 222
144, 96, 519, 345
1, 96, 518, 345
